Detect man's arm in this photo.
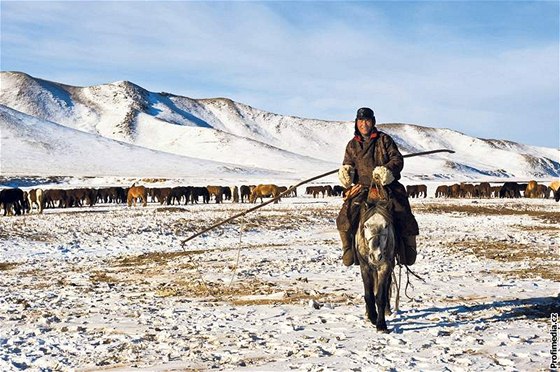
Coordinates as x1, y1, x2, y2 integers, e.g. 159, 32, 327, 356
382, 135, 404, 176
343, 141, 356, 167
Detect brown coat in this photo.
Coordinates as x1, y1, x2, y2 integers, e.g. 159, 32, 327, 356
343, 131, 403, 186
338, 130, 419, 237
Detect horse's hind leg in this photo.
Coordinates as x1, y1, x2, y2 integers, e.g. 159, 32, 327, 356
360, 264, 377, 325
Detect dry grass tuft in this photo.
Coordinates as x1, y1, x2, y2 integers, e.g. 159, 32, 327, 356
90, 271, 119, 283
0, 262, 19, 271
416, 203, 559, 224
114, 250, 205, 267
448, 240, 559, 281
492, 265, 560, 282
154, 207, 186, 213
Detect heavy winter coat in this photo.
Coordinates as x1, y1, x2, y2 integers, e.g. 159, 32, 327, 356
338, 129, 419, 237
343, 130, 403, 186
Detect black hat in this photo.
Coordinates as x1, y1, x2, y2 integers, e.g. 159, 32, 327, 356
356, 107, 375, 120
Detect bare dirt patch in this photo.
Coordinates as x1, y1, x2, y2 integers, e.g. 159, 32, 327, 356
448, 240, 559, 281
492, 264, 560, 282
416, 203, 559, 224
0, 262, 19, 271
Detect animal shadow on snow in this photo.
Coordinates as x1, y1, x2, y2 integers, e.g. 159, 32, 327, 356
390, 296, 559, 333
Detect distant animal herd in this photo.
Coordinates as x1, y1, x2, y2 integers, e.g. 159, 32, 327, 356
1, 180, 559, 216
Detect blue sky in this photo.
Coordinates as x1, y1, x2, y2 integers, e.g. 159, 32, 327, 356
1, 1, 559, 148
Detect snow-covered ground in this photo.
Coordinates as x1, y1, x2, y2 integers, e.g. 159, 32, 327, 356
1, 195, 558, 371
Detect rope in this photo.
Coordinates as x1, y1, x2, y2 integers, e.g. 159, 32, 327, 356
403, 264, 426, 300
186, 251, 216, 299
182, 213, 250, 302
228, 216, 245, 287
391, 265, 401, 313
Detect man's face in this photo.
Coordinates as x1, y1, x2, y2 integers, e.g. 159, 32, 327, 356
357, 118, 373, 136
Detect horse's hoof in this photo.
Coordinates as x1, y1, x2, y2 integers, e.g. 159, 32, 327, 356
376, 326, 391, 334
365, 313, 377, 325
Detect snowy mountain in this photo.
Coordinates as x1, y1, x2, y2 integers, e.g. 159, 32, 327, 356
1, 71, 558, 181
0, 105, 290, 184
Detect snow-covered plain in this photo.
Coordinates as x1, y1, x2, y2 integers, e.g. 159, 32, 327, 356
1, 70, 559, 370
1, 195, 558, 371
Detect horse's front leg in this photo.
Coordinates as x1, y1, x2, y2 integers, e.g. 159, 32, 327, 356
374, 266, 392, 333
359, 263, 377, 325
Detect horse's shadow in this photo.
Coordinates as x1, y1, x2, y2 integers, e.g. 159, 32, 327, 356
389, 296, 559, 333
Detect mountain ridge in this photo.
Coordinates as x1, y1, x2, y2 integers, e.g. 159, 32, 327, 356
1, 71, 558, 180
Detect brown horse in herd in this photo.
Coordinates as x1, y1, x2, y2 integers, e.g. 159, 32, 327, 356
249, 184, 282, 203
127, 184, 147, 207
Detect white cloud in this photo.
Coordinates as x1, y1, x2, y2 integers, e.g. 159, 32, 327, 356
1, 1, 558, 147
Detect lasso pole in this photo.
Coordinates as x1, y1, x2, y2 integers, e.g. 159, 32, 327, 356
180, 148, 454, 247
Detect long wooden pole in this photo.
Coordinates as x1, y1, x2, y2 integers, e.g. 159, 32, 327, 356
180, 148, 454, 247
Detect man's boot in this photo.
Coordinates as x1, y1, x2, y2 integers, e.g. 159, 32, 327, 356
339, 230, 355, 266
402, 235, 417, 265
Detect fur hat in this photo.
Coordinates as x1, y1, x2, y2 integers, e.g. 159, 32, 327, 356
356, 107, 375, 121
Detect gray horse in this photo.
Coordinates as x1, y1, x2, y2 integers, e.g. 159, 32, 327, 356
355, 182, 396, 333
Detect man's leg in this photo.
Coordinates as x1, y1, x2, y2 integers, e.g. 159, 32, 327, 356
338, 230, 356, 266
336, 198, 356, 266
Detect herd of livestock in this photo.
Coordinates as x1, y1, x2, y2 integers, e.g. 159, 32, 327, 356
1, 180, 559, 216
408, 180, 560, 199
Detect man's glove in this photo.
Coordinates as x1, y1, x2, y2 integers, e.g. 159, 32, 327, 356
338, 165, 355, 188
372, 166, 394, 186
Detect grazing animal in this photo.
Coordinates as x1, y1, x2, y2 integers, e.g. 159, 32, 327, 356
249, 184, 281, 203
231, 186, 239, 203
460, 183, 475, 198
127, 184, 147, 207
406, 185, 418, 198
277, 186, 288, 196
42, 189, 67, 208
306, 185, 332, 198
206, 186, 224, 203
288, 185, 298, 197
416, 184, 427, 198
240, 185, 252, 203
355, 184, 396, 333
435, 185, 450, 198
549, 181, 560, 201
537, 184, 550, 199
499, 182, 521, 198
191, 187, 210, 204
0, 188, 26, 216
167, 186, 191, 205
476, 182, 491, 198
27, 188, 44, 213
222, 186, 232, 201
524, 180, 539, 198
490, 186, 501, 198
151, 187, 172, 204
106, 187, 127, 204
406, 184, 427, 198
332, 185, 344, 197
449, 184, 461, 198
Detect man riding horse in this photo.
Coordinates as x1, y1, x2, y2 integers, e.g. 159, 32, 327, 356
336, 107, 419, 267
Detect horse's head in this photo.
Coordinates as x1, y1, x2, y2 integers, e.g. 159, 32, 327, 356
359, 201, 394, 266
363, 212, 389, 263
